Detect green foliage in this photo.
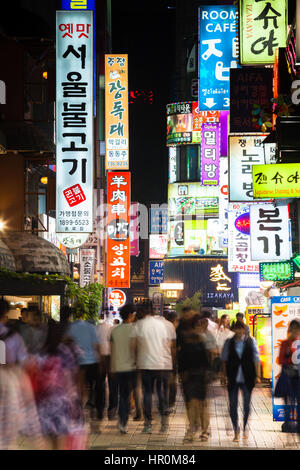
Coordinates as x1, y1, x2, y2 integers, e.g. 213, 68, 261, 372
0, 268, 104, 321
174, 290, 202, 317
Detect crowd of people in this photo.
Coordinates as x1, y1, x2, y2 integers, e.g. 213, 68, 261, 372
0, 299, 264, 449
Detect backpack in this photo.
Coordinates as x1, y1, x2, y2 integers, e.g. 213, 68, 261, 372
0, 329, 16, 365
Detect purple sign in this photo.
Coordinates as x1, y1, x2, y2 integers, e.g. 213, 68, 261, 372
220, 111, 229, 157
201, 122, 220, 186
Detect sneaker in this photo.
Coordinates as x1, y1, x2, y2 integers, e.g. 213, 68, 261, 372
142, 424, 152, 434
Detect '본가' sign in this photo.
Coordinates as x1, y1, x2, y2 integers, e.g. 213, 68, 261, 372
56, 10, 94, 233
240, 0, 288, 65
198, 4, 240, 111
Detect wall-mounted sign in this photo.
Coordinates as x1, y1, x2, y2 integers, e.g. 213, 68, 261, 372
230, 68, 273, 133
105, 54, 129, 170
250, 203, 292, 261
106, 172, 131, 288
237, 272, 261, 288
150, 208, 168, 234
56, 232, 89, 249
201, 122, 220, 186
79, 248, 95, 287
252, 163, 300, 199
240, 0, 288, 65
108, 289, 126, 310
259, 261, 295, 282
169, 147, 177, 183
149, 260, 164, 286
207, 261, 238, 306
168, 182, 219, 218
56, 10, 94, 233
198, 4, 240, 111
229, 134, 267, 202
61, 0, 95, 8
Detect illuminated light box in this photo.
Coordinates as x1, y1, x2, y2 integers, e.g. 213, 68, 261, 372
259, 261, 294, 282
240, 0, 288, 65
252, 163, 300, 199
237, 273, 261, 288
293, 254, 300, 270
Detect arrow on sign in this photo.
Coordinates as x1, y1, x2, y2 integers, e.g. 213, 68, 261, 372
203, 98, 217, 108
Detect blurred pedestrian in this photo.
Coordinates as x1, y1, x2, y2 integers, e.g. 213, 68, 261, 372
60, 305, 73, 326
201, 309, 218, 335
130, 302, 174, 434
130, 307, 146, 421
221, 320, 261, 442
19, 307, 48, 355
277, 319, 300, 433
179, 314, 210, 442
165, 311, 178, 413
68, 311, 102, 423
96, 314, 118, 421
216, 314, 235, 384
110, 304, 136, 434
231, 312, 250, 337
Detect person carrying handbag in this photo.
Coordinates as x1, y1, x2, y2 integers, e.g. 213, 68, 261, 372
278, 320, 300, 433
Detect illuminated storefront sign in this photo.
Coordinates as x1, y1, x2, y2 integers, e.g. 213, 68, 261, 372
56, 232, 89, 249
61, 0, 95, 8
56, 10, 94, 233
237, 272, 260, 288
166, 101, 219, 146
252, 163, 300, 199
229, 135, 266, 202
201, 122, 220, 186
256, 316, 272, 380
79, 248, 95, 287
169, 147, 177, 183
198, 4, 240, 111
168, 183, 219, 218
106, 172, 131, 288
108, 289, 126, 310
149, 260, 164, 286
272, 297, 300, 421
240, 0, 288, 65
250, 203, 292, 261
105, 54, 129, 170
130, 202, 139, 256
149, 234, 168, 259
259, 261, 294, 282
207, 261, 238, 304
150, 208, 168, 234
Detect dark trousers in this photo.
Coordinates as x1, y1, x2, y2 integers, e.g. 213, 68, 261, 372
98, 355, 118, 419
169, 369, 177, 408
228, 383, 252, 432
141, 370, 170, 424
116, 371, 136, 427
284, 377, 300, 432
80, 363, 102, 415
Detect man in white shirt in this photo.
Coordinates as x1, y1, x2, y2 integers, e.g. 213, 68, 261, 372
130, 303, 174, 434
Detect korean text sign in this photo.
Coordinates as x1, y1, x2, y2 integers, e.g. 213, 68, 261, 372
149, 261, 164, 286
250, 203, 291, 261
61, 0, 95, 9
240, 0, 288, 65
56, 11, 94, 233
105, 55, 129, 170
106, 172, 131, 288
198, 4, 240, 111
229, 134, 266, 202
271, 297, 300, 421
253, 163, 300, 199
79, 248, 95, 287
201, 122, 220, 186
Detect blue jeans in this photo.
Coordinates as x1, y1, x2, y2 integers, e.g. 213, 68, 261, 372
228, 383, 252, 432
141, 370, 170, 425
115, 371, 135, 427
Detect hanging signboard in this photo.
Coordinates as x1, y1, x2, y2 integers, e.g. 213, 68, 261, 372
79, 248, 95, 287
150, 208, 168, 234
240, 0, 288, 65
106, 171, 131, 288
198, 4, 240, 111
250, 203, 292, 261
130, 202, 139, 257
149, 260, 164, 286
230, 67, 273, 133
56, 10, 94, 234
229, 134, 267, 202
105, 54, 129, 170
201, 122, 221, 186
252, 163, 300, 199
272, 296, 300, 421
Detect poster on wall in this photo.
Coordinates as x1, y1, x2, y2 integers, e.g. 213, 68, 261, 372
56, 10, 94, 234
198, 4, 240, 111
272, 297, 300, 421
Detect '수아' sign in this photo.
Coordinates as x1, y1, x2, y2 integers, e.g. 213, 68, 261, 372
253, 163, 300, 199
56, 10, 94, 234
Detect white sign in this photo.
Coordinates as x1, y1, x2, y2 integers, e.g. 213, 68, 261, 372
264, 142, 277, 165
80, 248, 95, 287
56, 10, 94, 233
229, 135, 266, 202
169, 147, 177, 183
57, 232, 89, 249
250, 204, 292, 261
218, 156, 229, 245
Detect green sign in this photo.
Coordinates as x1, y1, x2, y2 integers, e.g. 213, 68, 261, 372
293, 254, 300, 270
252, 163, 300, 199
240, 0, 288, 65
259, 261, 294, 282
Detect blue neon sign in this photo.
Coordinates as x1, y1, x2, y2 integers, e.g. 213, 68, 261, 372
61, 0, 95, 9
198, 4, 240, 111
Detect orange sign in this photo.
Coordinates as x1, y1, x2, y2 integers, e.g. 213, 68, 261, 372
108, 289, 127, 309
106, 172, 131, 288
105, 54, 129, 170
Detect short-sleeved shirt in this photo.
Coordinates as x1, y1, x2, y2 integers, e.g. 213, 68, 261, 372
110, 323, 135, 373
68, 320, 99, 365
96, 322, 114, 356
0, 323, 27, 365
130, 316, 171, 370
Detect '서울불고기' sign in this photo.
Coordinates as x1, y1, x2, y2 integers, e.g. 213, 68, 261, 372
56, 10, 94, 233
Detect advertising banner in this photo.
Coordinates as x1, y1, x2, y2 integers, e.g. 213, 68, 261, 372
256, 316, 272, 379
150, 208, 168, 234
105, 54, 129, 170
168, 183, 219, 218
250, 203, 292, 261
229, 134, 267, 202
240, 0, 288, 65
201, 122, 220, 186
106, 172, 131, 288
230, 68, 273, 133
259, 261, 295, 282
79, 248, 95, 287
56, 10, 94, 233
253, 163, 300, 199
149, 234, 168, 259
149, 260, 164, 286
272, 296, 300, 421
198, 4, 240, 111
